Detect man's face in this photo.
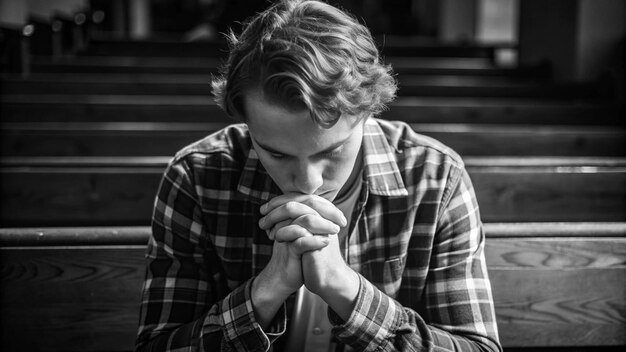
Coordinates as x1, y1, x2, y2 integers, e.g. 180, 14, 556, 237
244, 90, 364, 201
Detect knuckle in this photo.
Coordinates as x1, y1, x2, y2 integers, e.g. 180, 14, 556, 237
283, 201, 298, 213
275, 226, 290, 241
275, 219, 289, 230
296, 214, 314, 228
293, 240, 304, 253
295, 226, 311, 238
293, 235, 311, 252
276, 224, 306, 242
267, 198, 278, 208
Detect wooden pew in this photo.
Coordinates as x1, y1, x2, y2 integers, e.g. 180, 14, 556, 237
371, 36, 505, 59
1, 94, 623, 125
78, 37, 502, 59
25, 54, 546, 76
19, 34, 546, 77
0, 25, 32, 75
1, 223, 624, 351
1, 156, 624, 226
81, 38, 229, 57
1, 73, 606, 99
2, 122, 625, 157
51, 12, 89, 55
26, 16, 62, 57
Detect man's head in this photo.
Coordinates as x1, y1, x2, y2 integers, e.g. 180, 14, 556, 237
212, 0, 397, 126
212, 0, 397, 200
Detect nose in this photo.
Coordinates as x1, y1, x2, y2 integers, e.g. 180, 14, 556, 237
292, 160, 324, 194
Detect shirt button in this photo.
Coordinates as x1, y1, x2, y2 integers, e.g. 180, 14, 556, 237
312, 327, 324, 335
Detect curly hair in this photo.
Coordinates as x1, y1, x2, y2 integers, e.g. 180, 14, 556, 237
211, 0, 397, 127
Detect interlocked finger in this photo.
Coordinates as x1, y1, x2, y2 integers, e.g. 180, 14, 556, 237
296, 197, 347, 227
274, 224, 312, 243
290, 234, 330, 255
261, 194, 347, 228
267, 219, 292, 240
259, 201, 320, 230
292, 214, 340, 235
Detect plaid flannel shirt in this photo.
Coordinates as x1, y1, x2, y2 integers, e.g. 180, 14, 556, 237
136, 118, 501, 352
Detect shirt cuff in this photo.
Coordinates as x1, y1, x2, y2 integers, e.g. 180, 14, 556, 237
218, 277, 287, 351
328, 274, 401, 351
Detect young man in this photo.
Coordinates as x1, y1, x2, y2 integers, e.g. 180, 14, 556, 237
136, 1, 501, 351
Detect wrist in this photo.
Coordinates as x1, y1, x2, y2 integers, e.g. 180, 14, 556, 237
251, 271, 295, 329
318, 265, 360, 321
253, 269, 295, 304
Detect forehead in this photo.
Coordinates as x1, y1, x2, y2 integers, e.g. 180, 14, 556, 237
243, 90, 360, 153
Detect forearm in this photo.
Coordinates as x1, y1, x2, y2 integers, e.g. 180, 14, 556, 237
136, 315, 210, 352
138, 277, 287, 352
330, 274, 502, 352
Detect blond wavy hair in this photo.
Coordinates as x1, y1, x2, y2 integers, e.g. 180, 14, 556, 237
211, 0, 397, 127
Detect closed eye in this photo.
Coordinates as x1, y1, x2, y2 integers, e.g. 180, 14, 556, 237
269, 152, 286, 159
319, 145, 344, 159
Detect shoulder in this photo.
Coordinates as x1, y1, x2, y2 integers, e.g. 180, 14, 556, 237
170, 123, 251, 169
371, 119, 471, 212
157, 124, 251, 194
372, 118, 464, 171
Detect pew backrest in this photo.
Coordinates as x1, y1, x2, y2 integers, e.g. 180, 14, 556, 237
2, 156, 625, 226
2, 122, 625, 157
2, 94, 624, 125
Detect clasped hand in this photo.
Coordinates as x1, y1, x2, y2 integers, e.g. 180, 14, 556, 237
258, 193, 359, 309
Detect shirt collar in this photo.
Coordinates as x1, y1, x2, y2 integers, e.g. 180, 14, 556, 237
236, 118, 408, 204
361, 119, 408, 197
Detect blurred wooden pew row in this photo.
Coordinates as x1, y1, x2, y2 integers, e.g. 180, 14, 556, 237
2, 122, 625, 157
79, 36, 507, 59
3, 25, 524, 76
1, 156, 624, 226
1, 223, 624, 352
0, 14, 95, 74
2, 73, 606, 99
7, 29, 509, 60
2, 94, 623, 125
5, 23, 531, 77
22, 55, 543, 76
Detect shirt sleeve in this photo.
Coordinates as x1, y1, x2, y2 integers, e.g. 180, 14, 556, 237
329, 166, 502, 352
135, 159, 286, 352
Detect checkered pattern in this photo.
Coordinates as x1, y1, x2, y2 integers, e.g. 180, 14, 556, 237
136, 119, 501, 352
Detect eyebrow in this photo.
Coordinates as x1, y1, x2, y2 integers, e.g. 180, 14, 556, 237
252, 135, 352, 157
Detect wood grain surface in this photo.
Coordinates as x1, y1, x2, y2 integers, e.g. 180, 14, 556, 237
1, 232, 624, 351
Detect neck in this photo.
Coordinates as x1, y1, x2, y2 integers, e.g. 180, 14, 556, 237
334, 146, 363, 202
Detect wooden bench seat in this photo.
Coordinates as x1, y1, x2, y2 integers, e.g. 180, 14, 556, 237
1, 156, 624, 226
1, 223, 624, 351
2, 122, 625, 157
2, 94, 623, 125
1, 73, 605, 99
